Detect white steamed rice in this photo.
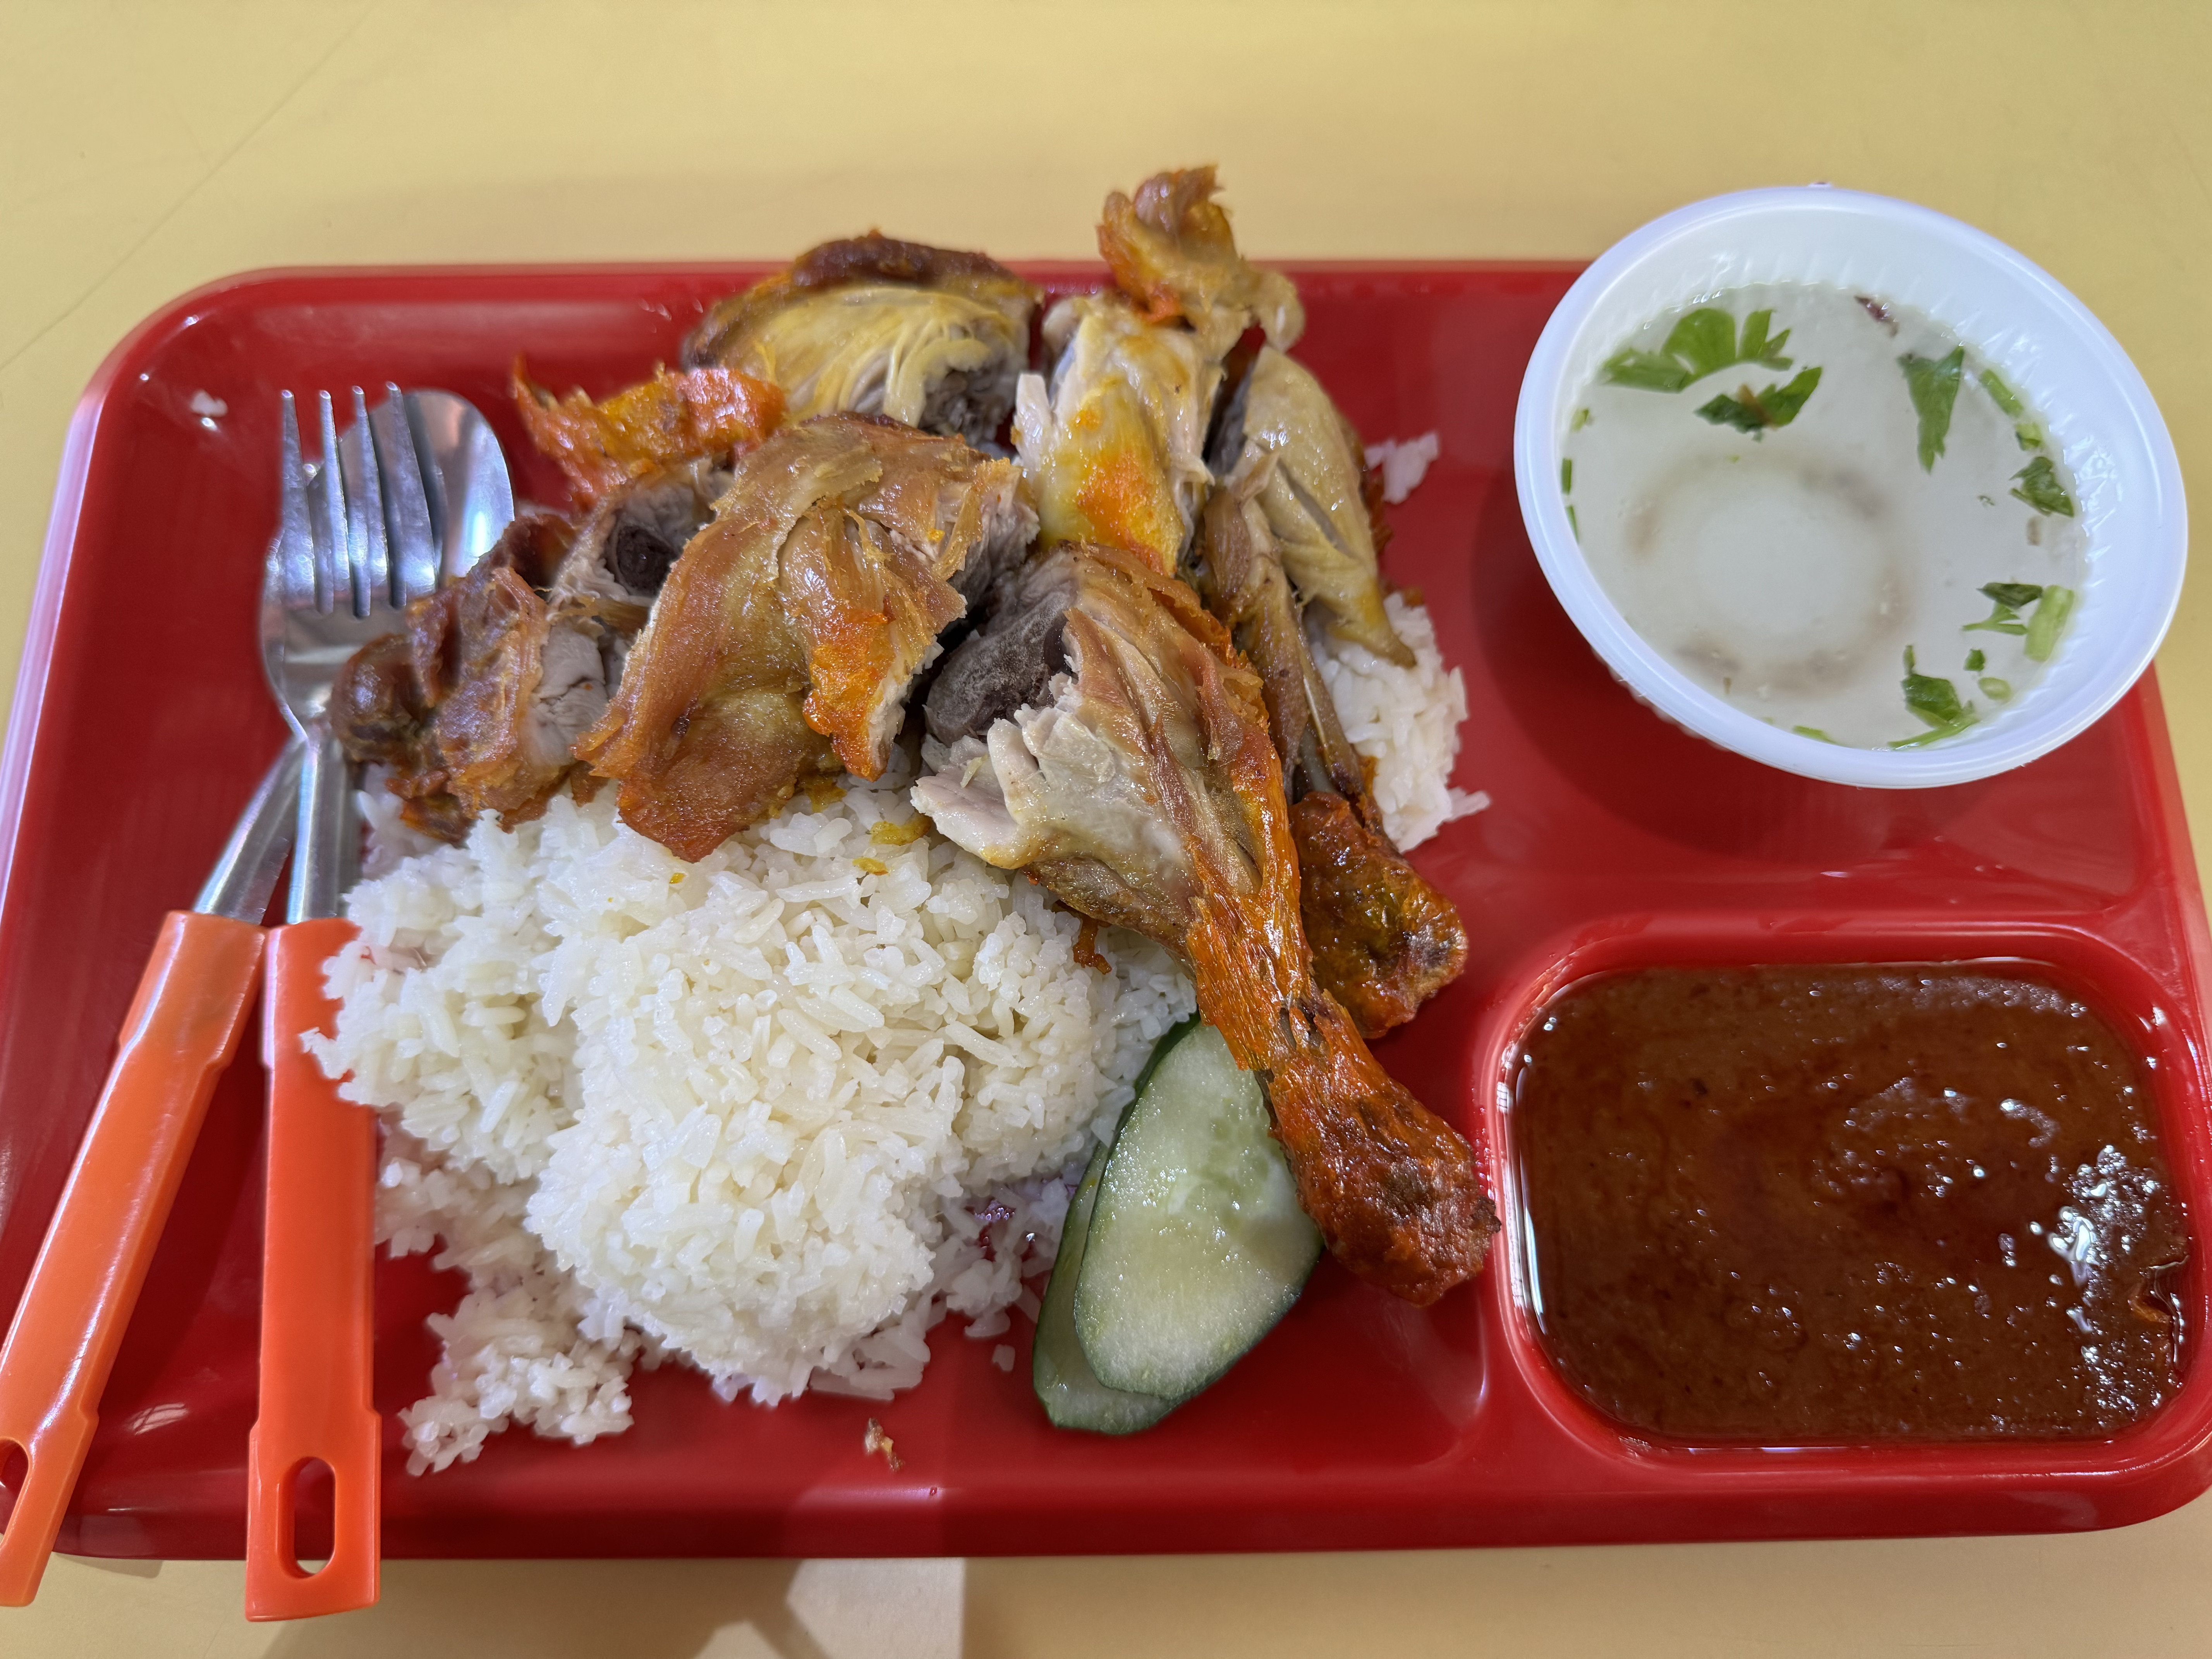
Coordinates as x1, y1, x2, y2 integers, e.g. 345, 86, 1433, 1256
371, 1122, 659, 1470
315, 763, 1192, 1470
1314, 591, 1489, 849
1367, 431, 1440, 504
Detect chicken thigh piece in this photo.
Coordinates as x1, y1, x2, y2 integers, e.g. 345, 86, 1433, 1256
915, 543, 1494, 1304
574, 414, 1034, 860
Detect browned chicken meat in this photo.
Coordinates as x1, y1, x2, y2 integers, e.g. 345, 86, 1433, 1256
330, 510, 581, 835
1288, 793, 1471, 1038
330, 464, 727, 837
914, 543, 1494, 1304
574, 414, 1034, 860
1210, 345, 1409, 665
1189, 459, 1359, 798
550, 457, 730, 641
682, 235, 1036, 447
1190, 450, 1468, 1037
328, 632, 469, 842
513, 359, 782, 507
1016, 168, 1301, 572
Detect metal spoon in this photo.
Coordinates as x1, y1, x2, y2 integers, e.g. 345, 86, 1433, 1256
368, 388, 515, 585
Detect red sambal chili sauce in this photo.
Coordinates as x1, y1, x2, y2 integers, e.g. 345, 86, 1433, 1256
1508, 964, 2190, 1441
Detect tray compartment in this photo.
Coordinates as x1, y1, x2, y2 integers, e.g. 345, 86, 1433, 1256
1473, 914, 2212, 1477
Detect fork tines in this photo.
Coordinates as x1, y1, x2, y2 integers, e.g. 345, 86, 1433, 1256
342, 388, 388, 617
276, 386, 443, 620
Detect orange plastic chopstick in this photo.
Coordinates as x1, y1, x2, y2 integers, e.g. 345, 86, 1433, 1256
245, 918, 379, 1619
0, 912, 264, 1606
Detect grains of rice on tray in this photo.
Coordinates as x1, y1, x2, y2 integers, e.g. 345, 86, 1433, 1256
1317, 592, 1490, 849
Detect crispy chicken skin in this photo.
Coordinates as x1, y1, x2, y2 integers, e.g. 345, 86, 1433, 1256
327, 630, 470, 842
915, 544, 1494, 1303
512, 358, 782, 507
411, 514, 599, 827
1098, 165, 1305, 360
1014, 295, 1217, 571
680, 234, 1036, 447
1288, 793, 1471, 1038
1191, 455, 1468, 1036
574, 414, 1034, 860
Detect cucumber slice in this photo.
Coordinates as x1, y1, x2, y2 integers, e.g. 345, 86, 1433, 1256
1075, 1020, 1322, 1400
1033, 1143, 1178, 1433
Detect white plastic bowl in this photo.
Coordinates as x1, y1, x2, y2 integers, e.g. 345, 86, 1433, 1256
1514, 185, 2187, 788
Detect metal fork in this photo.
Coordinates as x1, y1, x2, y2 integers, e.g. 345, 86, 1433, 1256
264, 386, 444, 909
245, 386, 448, 1621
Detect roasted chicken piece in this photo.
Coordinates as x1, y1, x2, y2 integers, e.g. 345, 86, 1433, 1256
1211, 345, 1409, 664
915, 544, 1494, 1304
331, 511, 583, 835
513, 358, 782, 507
682, 235, 1036, 446
1015, 167, 1303, 572
328, 631, 469, 842
331, 465, 726, 838
1189, 456, 1364, 798
410, 514, 601, 827
1014, 295, 1218, 571
1288, 793, 1470, 1038
1190, 456, 1468, 1036
575, 414, 1034, 860
1098, 165, 1304, 360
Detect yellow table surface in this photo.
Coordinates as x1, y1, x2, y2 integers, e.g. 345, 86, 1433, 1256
5, 2, 2210, 1653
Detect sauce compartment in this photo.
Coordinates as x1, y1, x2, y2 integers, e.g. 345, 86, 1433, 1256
1477, 915, 2211, 1489
1516, 963, 2184, 1440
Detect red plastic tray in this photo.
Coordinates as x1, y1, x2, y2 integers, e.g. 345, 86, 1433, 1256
4, 264, 2209, 1560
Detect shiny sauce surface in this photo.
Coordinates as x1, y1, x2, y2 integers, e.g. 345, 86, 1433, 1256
1514, 966, 2189, 1440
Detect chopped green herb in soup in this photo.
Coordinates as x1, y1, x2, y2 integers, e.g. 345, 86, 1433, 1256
1567, 283, 2087, 749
